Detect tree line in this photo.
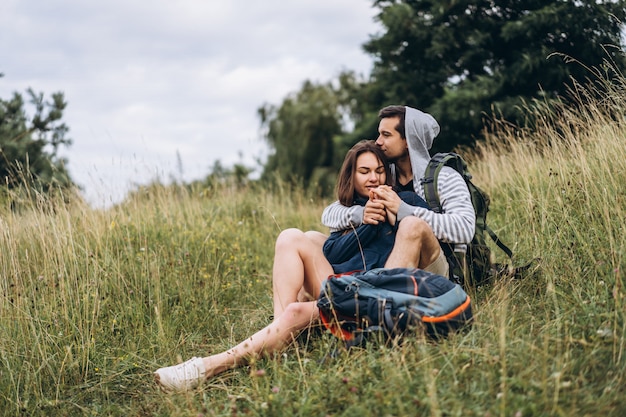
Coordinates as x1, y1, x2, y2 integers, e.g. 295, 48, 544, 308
1, 0, 625, 198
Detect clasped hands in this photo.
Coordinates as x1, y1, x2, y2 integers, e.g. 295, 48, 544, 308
363, 185, 401, 226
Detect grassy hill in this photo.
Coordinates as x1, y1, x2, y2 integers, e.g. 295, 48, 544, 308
1, 76, 625, 416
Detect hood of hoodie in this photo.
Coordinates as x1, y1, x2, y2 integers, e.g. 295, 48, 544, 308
404, 106, 440, 191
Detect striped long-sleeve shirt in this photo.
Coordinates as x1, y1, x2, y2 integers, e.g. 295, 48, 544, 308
321, 166, 476, 251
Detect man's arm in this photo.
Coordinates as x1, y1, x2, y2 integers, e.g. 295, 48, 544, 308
322, 197, 388, 231
321, 201, 364, 232
396, 167, 475, 244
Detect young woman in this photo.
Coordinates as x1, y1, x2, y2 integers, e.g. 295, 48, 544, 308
323, 144, 428, 273
154, 140, 411, 392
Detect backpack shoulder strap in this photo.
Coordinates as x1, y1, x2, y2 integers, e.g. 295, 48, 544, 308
421, 152, 469, 214
486, 224, 514, 259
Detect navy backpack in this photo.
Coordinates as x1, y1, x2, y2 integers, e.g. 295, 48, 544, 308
317, 267, 473, 347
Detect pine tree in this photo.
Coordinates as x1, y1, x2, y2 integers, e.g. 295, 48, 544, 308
0, 77, 73, 192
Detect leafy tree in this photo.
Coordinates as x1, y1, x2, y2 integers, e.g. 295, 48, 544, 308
258, 80, 344, 192
259, 1, 625, 185
332, 71, 386, 161
0, 78, 73, 191
363, 0, 626, 150
258, 71, 387, 189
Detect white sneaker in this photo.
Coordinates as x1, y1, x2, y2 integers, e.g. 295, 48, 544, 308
154, 357, 206, 392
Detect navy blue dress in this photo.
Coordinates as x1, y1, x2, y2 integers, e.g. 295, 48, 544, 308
323, 191, 429, 274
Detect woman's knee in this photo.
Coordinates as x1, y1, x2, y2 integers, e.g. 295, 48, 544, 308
304, 230, 327, 247
275, 228, 306, 250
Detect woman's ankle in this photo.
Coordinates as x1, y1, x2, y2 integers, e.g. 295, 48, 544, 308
202, 353, 234, 379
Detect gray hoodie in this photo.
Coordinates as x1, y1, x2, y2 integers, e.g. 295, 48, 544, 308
322, 106, 475, 248
403, 106, 440, 189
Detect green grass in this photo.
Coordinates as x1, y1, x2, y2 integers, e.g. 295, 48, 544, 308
1, 75, 625, 416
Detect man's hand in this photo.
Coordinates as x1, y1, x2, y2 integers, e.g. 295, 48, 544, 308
363, 190, 387, 225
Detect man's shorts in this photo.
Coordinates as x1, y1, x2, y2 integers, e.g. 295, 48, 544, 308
423, 249, 449, 278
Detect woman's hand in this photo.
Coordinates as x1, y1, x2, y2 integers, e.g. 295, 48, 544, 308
363, 190, 387, 225
373, 185, 401, 226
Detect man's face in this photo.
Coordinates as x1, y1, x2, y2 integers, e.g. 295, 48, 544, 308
376, 116, 407, 161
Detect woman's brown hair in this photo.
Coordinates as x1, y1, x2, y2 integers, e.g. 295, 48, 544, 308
335, 140, 391, 206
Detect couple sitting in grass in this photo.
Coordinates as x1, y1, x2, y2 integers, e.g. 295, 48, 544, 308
154, 105, 476, 392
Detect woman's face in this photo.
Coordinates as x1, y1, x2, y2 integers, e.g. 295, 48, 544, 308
354, 151, 386, 199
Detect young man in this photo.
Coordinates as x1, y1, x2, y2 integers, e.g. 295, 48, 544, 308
322, 105, 476, 277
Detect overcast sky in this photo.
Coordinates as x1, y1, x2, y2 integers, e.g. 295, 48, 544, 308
1, 0, 380, 207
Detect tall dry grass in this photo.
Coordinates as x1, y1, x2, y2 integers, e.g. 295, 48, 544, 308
0, 71, 625, 415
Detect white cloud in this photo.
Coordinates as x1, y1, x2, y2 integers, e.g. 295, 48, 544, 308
0, 0, 379, 207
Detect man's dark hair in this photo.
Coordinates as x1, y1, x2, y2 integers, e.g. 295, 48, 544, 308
378, 105, 406, 139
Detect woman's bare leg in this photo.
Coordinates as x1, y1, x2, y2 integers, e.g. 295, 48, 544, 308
155, 229, 333, 391
154, 301, 321, 391
271, 229, 332, 318
201, 301, 319, 378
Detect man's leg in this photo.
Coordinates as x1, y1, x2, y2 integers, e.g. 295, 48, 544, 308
384, 216, 441, 269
